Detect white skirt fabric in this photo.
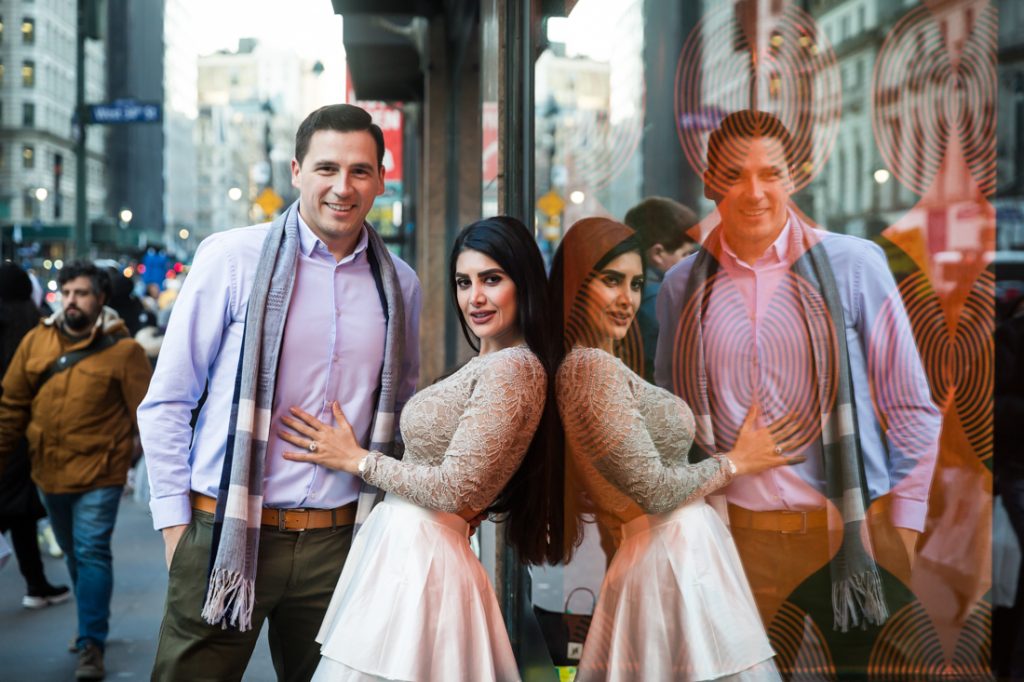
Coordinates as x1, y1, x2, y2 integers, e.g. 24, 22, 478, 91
313, 495, 521, 682
576, 499, 778, 682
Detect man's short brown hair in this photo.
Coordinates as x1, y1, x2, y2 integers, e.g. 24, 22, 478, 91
623, 197, 698, 253
294, 104, 385, 167
706, 109, 797, 175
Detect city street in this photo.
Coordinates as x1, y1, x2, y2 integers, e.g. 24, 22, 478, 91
0, 495, 274, 680
0, 0, 1014, 678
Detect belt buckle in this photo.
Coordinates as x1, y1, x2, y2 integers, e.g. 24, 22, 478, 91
278, 509, 309, 532
779, 511, 807, 534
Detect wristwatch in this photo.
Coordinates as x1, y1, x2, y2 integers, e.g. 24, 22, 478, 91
719, 454, 738, 476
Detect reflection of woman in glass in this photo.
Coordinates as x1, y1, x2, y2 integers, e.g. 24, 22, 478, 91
553, 218, 797, 681
279, 217, 565, 682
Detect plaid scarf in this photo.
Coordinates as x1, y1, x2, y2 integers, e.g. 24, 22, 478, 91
677, 210, 888, 632
202, 200, 405, 631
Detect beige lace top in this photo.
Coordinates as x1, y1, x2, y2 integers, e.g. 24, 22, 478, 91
361, 345, 546, 516
556, 347, 732, 525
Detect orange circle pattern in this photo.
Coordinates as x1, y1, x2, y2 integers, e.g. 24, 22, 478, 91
674, 4, 841, 192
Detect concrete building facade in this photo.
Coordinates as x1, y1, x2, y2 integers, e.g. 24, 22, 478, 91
0, 0, 107, 260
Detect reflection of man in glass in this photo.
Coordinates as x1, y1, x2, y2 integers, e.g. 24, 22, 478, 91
623, 197, 698, 382
655, 110, 941, 675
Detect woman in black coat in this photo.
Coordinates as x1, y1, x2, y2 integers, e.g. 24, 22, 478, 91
0, 261, 69, 607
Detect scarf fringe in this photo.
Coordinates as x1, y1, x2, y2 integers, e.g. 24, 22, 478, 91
201, 568, 256, 632
832, 570, 890, 632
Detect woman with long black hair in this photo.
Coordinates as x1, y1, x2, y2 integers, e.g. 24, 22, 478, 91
279, 216, 566, 681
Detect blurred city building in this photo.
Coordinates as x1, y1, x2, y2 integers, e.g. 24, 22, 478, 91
534, 2, 644, 239
162, 0, 198, 254
0, 0, 108, 261
105, 0, 198, 257
808, 0, 914, 237
195, 38, 315, 242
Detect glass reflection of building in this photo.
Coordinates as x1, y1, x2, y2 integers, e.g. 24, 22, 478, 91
527, 0, 1003, 678
535, 1, 645, 235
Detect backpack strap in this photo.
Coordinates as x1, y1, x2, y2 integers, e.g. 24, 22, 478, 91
35, 333, 119, 393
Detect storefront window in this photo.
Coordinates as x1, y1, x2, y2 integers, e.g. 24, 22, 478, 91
533, 1, 1000, 678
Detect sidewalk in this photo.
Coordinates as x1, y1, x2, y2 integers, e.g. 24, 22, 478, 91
0, 495, 274, 680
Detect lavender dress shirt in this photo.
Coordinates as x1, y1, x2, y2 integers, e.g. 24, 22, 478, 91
655, 218, 940, 532
138, 214, 421, 530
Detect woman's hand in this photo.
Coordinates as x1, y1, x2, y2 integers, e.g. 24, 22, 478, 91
279, 401, 367, 476
725, 406, 806, 477
465, 511, 488, 535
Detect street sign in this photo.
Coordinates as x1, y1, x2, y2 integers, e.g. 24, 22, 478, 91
537, 190, 565, 218
255, 188, 285, 217
88, 101, 162, 125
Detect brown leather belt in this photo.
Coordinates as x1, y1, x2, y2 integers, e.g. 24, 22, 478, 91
190, 492, 356, 531
728, 505, 829, 534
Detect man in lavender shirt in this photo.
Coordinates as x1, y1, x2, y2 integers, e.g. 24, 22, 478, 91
655, 111, 940, 675
138, 104, 420, 680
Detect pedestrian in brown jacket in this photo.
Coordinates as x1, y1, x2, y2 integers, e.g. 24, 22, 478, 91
0, 261, 152, 681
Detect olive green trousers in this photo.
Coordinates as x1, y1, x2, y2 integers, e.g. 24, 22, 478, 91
151, 509, 352, 682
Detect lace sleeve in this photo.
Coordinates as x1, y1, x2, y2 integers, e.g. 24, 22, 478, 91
362, 349, 547, 514
557, 349, 732, 514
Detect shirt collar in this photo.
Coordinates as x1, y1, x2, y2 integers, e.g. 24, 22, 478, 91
296, 210, 369, 263
719, 215, 792, 268
646, 266, 664, 284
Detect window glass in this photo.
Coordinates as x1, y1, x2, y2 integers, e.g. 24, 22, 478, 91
534, 1, 1000, 677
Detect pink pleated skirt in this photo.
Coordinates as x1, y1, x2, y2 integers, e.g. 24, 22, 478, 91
576, 499, 778, 682
313, 494, 520, 682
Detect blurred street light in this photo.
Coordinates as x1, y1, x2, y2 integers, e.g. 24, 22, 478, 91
31, 186, 48, 224
871, 168, 892, 217
178, 228, 190, 240
119, 208, 133, 231
570, 190, 585, 204
228, 187, 243, 201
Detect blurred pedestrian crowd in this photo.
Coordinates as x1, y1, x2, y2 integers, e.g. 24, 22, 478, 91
0, 257, 174, 679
